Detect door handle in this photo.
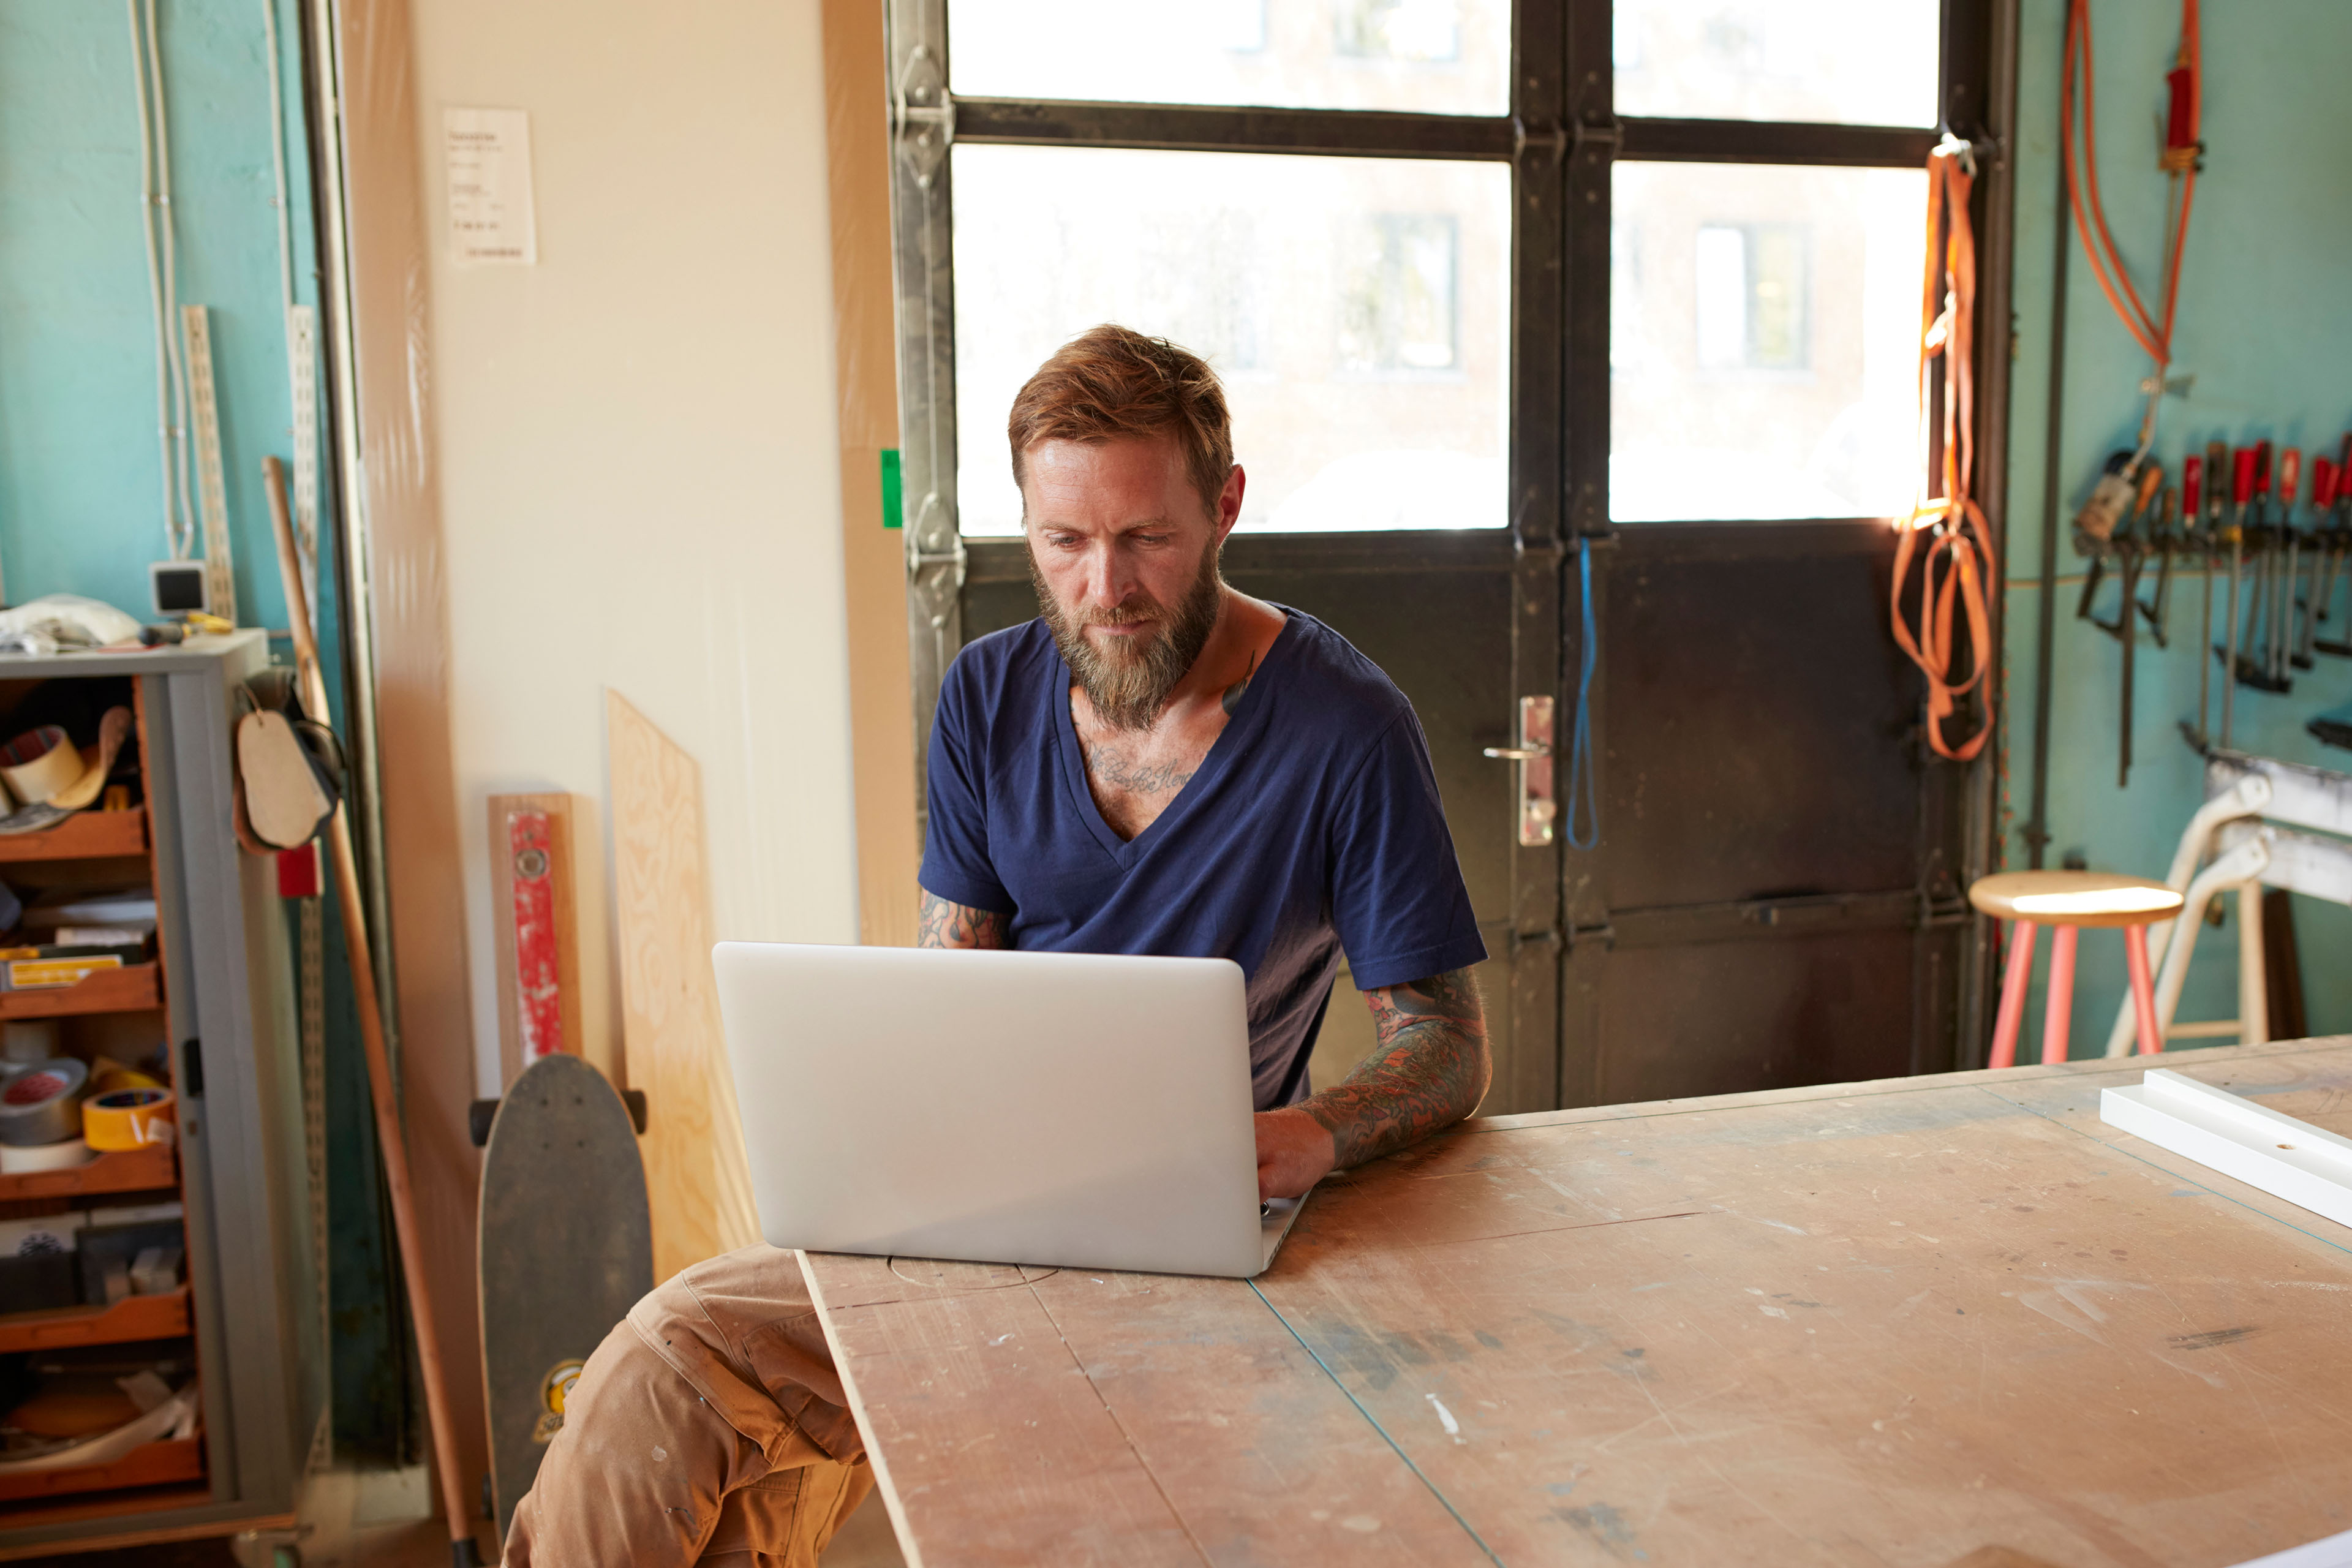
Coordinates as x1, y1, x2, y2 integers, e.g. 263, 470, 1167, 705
1483, 696, 1556, 847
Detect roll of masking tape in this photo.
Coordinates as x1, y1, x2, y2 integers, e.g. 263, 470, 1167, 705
0, 728, 80, 809
83, 1088, 175, 1152
0, 1139, 92, 1174
0, 1058, 88, 1147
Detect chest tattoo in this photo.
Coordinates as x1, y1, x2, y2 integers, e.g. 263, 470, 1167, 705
1083, 743, 1195, 797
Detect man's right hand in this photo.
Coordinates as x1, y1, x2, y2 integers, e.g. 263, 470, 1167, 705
1254, 1107, 1336, 1200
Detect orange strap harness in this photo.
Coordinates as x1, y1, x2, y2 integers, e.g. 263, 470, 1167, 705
1894, 146, 1994, 763
1894, 0, 2201, 763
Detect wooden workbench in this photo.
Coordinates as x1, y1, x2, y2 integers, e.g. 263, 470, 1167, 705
802, 1039, 2352, 1567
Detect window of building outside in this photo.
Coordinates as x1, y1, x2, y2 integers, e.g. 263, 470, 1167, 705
1693, 223, 1806, 372
943, 0, 1943, 533
946, 0, 1510, 537
1610, 1, 1937, 522
948, 0, 1506, 112
1611, 161, 1923, 522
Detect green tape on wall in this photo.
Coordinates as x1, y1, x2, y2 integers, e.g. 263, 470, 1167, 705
880, 448, 903, 529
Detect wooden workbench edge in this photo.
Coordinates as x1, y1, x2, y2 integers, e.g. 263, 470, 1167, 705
1461, 1035, 2352, 1137
796, 1249, 927, 1568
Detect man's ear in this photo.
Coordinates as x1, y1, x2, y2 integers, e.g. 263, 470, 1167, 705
1213, 465, 1246, 546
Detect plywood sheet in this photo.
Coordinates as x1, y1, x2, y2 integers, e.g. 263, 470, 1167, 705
606, 691, 760, 1283
809, 1039, 2352, 1567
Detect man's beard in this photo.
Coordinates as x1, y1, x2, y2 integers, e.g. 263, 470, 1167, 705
1030, 543, 1223, 733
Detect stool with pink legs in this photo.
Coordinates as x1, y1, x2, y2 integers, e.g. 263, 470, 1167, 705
1967, 872, 2185, 1069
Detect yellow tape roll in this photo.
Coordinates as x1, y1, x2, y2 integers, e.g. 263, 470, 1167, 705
90, 1058, 165, 1096
81, 1088, 175, 1152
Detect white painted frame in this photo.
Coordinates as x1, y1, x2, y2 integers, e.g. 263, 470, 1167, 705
2100, 1068, 2352, 1230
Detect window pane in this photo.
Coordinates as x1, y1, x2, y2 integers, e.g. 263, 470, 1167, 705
952, 146, 1510, 536
948, 0, 1508, 116
1613, 0, 1940, 128
1610, 162, 1926, 523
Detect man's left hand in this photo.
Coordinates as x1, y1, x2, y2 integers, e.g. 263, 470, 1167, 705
1253, 1107, 1335, 1200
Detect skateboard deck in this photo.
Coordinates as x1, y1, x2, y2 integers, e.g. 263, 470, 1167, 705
478, 1052, 653, 1543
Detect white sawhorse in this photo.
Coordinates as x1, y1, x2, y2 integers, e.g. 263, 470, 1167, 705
2103, 750, 2352, 1056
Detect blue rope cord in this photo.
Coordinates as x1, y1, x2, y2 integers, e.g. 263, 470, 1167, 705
1564, 540, 1600, 850
1246, 1278, 1508, 1566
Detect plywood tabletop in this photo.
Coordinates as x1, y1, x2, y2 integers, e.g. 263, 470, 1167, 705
804, 1039, 2352, 1568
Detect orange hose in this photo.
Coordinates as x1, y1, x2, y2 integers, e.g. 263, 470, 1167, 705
2073, 3, 2163, 349
2063, 3, 2162, 360
2064, 0, 2202, 377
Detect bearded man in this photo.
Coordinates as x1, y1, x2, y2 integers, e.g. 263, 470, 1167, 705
502, 325, 1490, 1567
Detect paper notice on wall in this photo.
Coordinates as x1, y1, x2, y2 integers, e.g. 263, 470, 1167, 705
444, 108, 538, 265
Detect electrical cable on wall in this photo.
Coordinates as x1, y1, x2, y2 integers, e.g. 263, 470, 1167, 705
2054, 0, 2233, 785
263, 0, 293, 314
262, 0, 323, 633
260, 0, 332, 1470
2064, 0, 2203, 536
1563, 541, 1599, 850
129, 0, 194, 564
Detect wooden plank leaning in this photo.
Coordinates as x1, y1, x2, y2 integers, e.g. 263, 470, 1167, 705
266, 456, 482, 1566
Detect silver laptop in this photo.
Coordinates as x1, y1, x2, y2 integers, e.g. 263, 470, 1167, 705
711, 943, 1310, 1278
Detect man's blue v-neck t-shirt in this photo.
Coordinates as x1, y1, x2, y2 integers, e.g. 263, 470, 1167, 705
919, 607, 1485, 1110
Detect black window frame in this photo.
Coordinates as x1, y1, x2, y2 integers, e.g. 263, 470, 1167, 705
886, 0, 2019, 996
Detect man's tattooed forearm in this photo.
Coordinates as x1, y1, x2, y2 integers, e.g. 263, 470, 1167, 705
1373, 965, 1482, 1023
916, 889, 1009, 949
1302, 968, 1491, 1170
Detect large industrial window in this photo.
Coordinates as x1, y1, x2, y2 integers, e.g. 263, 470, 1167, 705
948, 148, 1509, 538
888, 0, 2010, 731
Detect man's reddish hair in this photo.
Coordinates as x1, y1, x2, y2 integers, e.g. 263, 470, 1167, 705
1007, 325, 1234, 519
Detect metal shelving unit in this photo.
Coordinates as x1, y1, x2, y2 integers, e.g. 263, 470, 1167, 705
0, 632, 320, 1557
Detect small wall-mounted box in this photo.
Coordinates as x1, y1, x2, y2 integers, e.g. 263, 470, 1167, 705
149, 560, 208, 619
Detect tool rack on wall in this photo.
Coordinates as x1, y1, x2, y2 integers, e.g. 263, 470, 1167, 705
0, 633, 318, 1558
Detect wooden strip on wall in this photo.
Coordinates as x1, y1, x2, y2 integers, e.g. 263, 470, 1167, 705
488, 792, 583, 1090
606, 690, 760, 1283
822, 0, 919, 947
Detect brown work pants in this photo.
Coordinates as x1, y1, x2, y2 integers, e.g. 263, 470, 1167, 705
502, 1245, 872, 1567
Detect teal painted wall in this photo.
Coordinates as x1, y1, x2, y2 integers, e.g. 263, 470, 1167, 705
0, 0, 314, 628
0, 0, 407, 1454
2005, 0, 2352, 1053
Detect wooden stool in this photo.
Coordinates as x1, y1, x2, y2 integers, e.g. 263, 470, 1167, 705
1969, 871, 2185, 1069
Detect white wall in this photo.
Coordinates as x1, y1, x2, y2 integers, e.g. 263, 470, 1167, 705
405, 0, 859, 1095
